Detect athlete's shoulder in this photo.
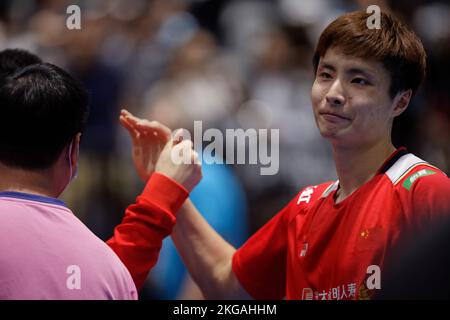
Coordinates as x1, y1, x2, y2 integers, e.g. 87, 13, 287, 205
384, 152, 450, 224
386, 152, 450, 218
385, 152, 448, 193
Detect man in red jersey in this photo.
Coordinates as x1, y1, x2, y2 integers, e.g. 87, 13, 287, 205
119, 10, 450, 300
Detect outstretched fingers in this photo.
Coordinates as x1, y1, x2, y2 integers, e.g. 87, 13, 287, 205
119, 114, 139, 144
121, 109, 171, 141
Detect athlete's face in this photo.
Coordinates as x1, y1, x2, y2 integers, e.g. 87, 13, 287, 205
311, 47, 409, 148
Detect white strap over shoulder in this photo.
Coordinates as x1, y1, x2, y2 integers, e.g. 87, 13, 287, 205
385, 153, 428, 185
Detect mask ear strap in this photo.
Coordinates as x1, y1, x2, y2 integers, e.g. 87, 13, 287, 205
68, 140, 74, 180
60, 139, 77, 196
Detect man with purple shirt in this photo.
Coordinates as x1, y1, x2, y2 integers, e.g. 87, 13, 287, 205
0, 62, 201, 299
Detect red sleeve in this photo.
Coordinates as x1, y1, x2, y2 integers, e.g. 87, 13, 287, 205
232, 196, 298, 300
398, 165, 450, 232
409, 169, 450, 229
106, 172, 188, 291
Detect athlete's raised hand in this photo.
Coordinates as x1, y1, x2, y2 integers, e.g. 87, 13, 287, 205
119, 109, 171, 181
155, 130, 202, 192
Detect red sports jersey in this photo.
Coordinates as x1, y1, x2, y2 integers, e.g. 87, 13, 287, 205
107, 172, 188, 290
232, 148, 450, 300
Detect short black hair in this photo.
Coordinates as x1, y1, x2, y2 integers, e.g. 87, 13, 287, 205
0, 48, 42, 80
313, 11, 427, 99
0, 63, 89, 170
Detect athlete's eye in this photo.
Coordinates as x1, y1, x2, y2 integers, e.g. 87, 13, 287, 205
318, 72, 332, 80
351, 77, 370, 85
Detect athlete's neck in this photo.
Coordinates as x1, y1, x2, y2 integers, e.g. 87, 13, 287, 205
332, 138, 396, 204
0, 162, 64, 199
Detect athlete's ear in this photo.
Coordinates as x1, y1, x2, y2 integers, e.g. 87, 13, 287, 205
392, 89, 412, 118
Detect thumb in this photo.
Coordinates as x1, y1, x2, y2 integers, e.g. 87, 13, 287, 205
161, 129, 182, 154
172, 129, 187, 146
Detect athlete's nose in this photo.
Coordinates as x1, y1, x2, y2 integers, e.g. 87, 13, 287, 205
325, 79, 345, 107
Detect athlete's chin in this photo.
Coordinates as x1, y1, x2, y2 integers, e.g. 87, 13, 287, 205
318, 126, 357, 148
318, 124, 345, 139
320, 132, 344, 145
